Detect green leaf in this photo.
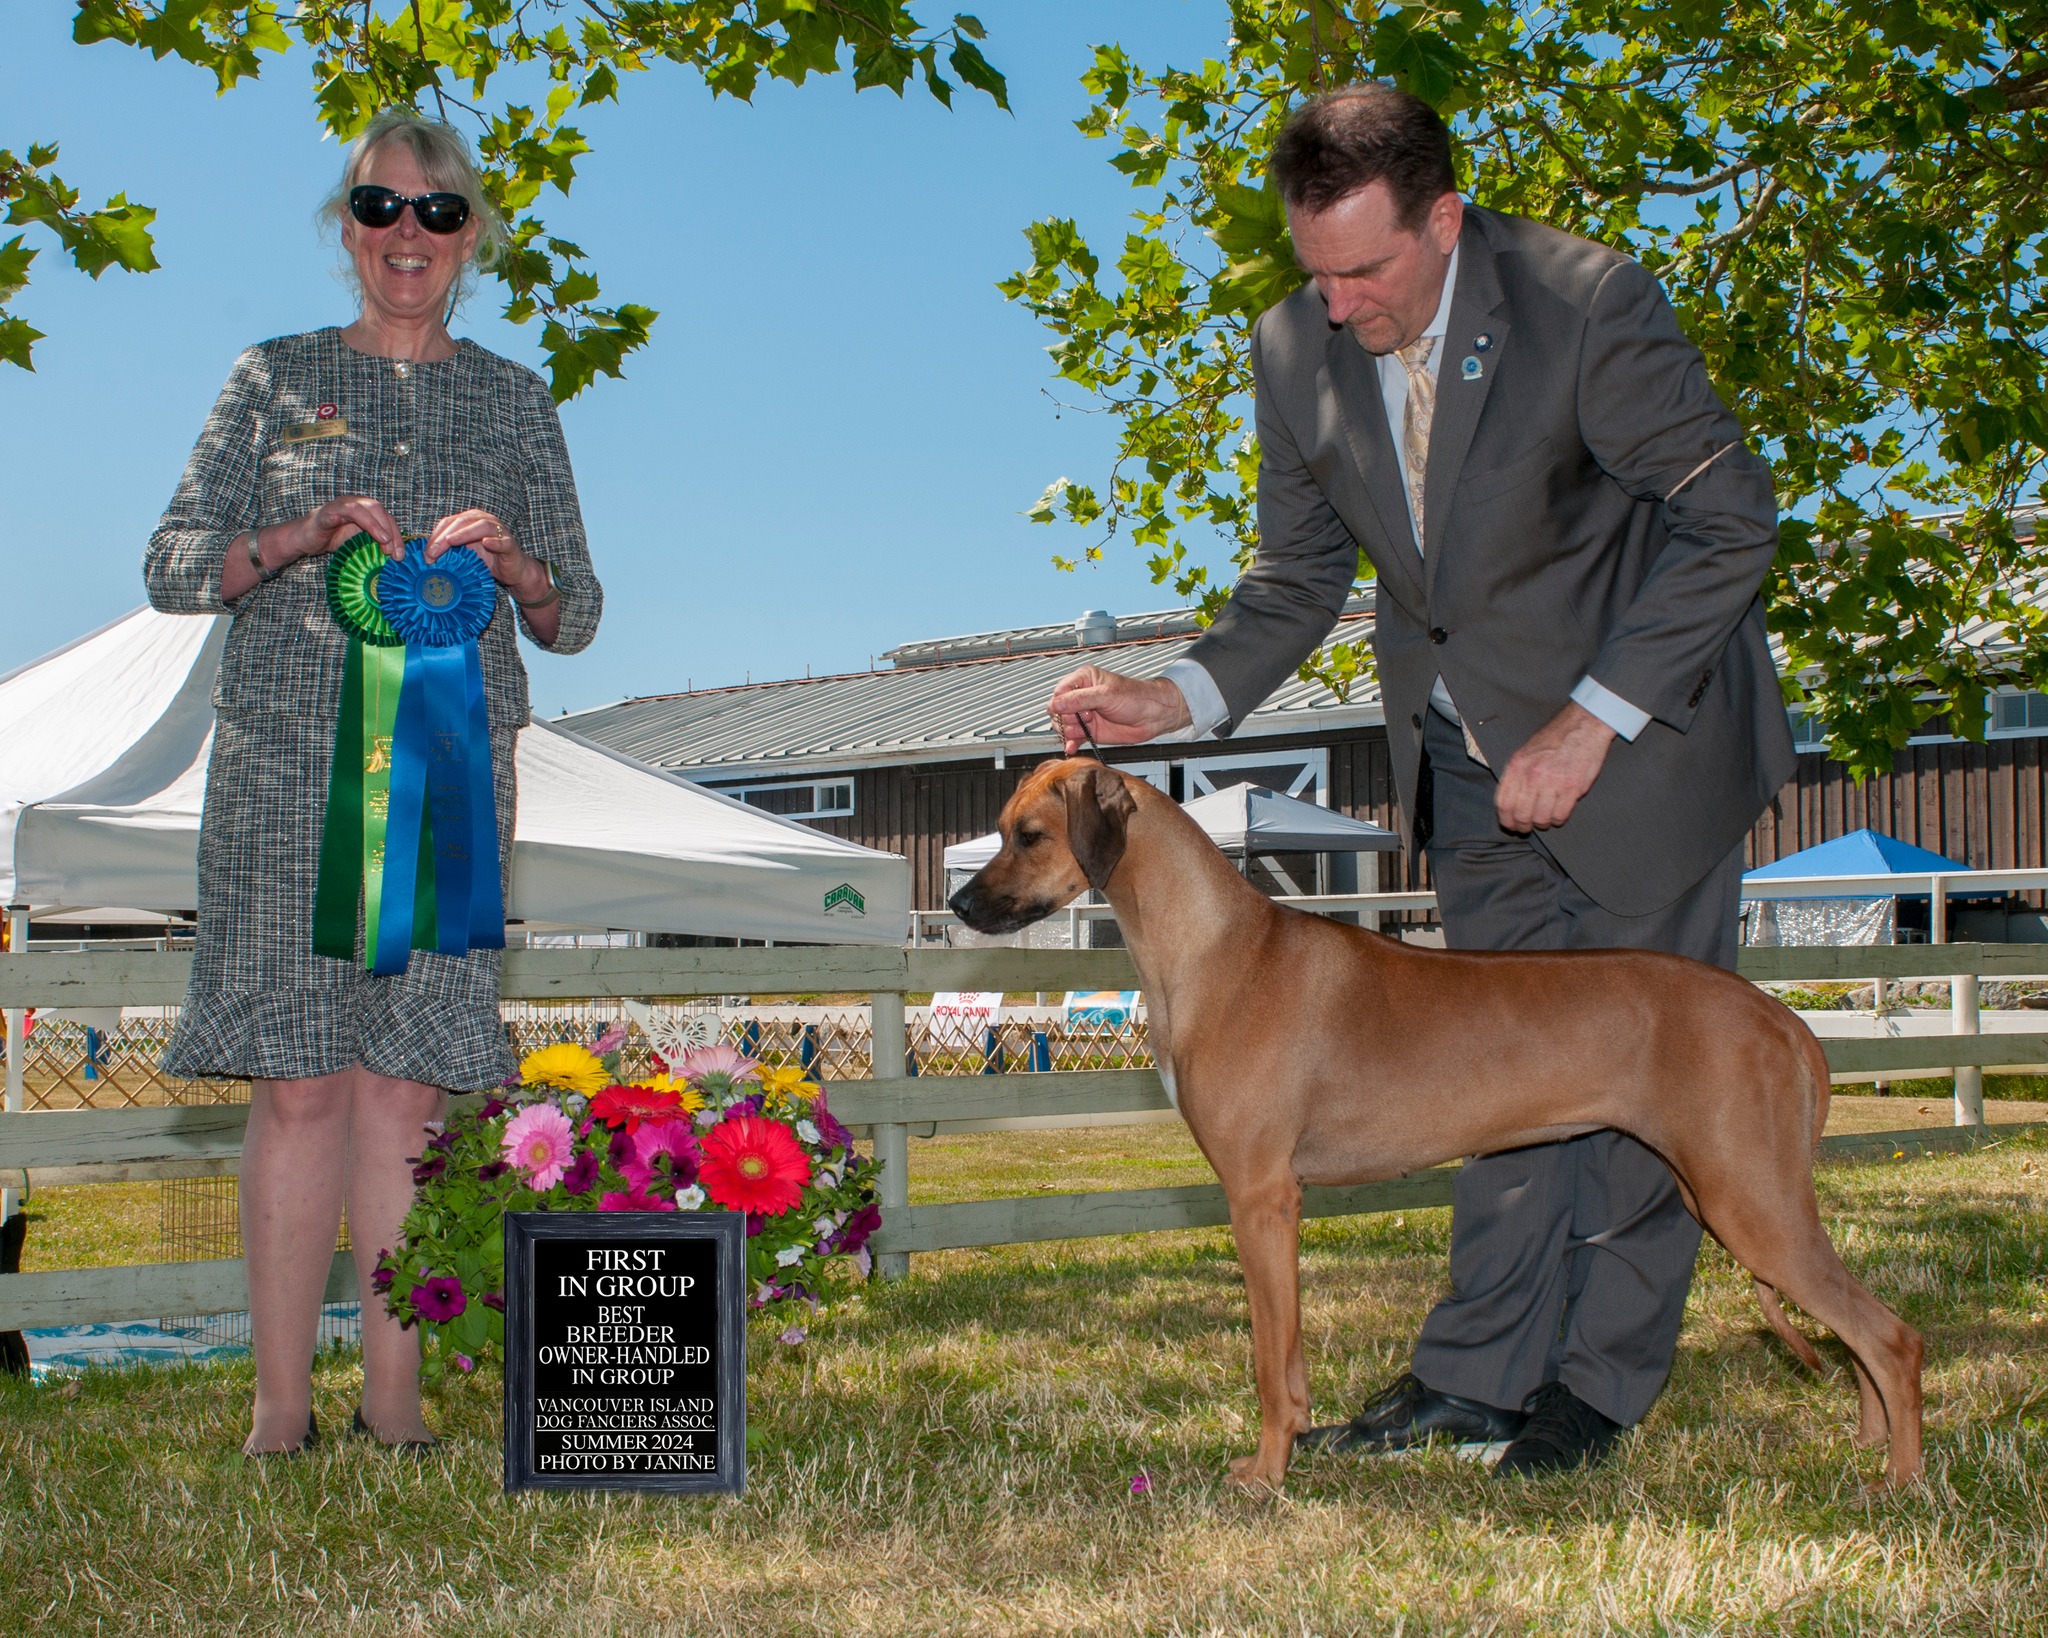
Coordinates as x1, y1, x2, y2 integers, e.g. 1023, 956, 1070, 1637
0, 313, 44, 371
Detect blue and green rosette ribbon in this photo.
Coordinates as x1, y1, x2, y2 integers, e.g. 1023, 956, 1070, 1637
312, 532, 506, 975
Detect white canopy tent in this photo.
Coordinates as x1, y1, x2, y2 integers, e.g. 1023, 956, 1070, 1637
943, 781, 1400, 876
1, 608, 908, 945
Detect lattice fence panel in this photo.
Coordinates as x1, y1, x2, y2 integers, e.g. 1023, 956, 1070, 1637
17, 1016, 246, 1110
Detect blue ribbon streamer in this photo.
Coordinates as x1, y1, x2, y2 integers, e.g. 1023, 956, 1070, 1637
462, 640, 506, 949
372, 542, 503, 975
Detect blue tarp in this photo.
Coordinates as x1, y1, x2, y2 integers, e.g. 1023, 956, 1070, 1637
1744, 829, 1985, 897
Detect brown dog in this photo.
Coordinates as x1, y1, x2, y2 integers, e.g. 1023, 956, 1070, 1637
950, 758, 1923, 1489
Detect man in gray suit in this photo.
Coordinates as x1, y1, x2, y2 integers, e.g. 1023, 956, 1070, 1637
1048, 84, 1797, 1475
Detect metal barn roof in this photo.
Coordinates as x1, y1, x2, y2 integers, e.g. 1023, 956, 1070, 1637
561, 604, 1382, 782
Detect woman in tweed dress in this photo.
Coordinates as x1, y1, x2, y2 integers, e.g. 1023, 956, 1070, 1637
144, 112, 601, 1455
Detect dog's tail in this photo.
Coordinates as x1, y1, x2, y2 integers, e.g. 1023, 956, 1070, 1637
1755, 1280, 1826, 1371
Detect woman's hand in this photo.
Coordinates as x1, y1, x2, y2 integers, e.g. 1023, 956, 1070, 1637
286, 496, 406, 562
426, 509, 560, 644
426, 509, 550, 603
222, 495, 401, 601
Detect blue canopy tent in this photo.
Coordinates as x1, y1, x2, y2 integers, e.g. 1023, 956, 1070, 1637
1742, 829, 1988, 945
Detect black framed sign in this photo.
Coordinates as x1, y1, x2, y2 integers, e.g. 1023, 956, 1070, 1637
503, 1210, 746, 1495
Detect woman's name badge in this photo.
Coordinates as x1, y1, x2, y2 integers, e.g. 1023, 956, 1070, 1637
278, 414, 349, 445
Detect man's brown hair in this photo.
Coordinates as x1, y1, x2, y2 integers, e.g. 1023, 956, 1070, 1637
1268, 84, 1457, 228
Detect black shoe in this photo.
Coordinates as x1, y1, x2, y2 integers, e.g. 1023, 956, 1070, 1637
1493, 1382, 1622, 1477
1297, 1371, 1527, 1456
351, 1407, 438, 1454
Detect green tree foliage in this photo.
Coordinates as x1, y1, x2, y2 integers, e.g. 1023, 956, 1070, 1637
1002, 1, 2048, 775
0, 143, 159, 370
32, 2, 1005, 399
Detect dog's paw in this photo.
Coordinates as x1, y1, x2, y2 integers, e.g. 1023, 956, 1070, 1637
1225, 1453, 1285, 1493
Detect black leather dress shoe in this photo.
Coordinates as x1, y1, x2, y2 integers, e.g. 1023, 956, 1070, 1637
1296, 1371, 1528, 1455
1493, 1381, 1621, 1477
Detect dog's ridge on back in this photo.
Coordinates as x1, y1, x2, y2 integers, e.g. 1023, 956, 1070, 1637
951, 757, 1925, 1491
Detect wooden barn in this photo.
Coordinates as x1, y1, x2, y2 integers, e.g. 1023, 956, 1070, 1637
562, 582, 2048, 922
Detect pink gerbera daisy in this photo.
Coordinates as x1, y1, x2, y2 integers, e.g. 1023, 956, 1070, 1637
501, 1103, 575, 1191
668, 1042, 763, 1092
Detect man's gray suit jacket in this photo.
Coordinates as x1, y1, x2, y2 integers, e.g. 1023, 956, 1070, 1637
1183, 204, 1798, 917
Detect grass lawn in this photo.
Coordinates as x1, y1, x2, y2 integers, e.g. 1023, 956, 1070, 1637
3, 1110, 2045, 1634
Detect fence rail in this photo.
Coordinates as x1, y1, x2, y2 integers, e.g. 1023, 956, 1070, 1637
6, 943, 2048, 1331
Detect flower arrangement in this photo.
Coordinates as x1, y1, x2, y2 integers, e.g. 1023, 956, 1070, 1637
375, 1024, 881, 1377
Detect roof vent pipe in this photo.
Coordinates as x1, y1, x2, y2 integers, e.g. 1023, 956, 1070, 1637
1076, 609, 1117, 647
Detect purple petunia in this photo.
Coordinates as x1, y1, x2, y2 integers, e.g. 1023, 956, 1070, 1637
477, 1159, 510, 1182
410, 1153, 447, 1185
479, 1096, 508, 1121
809, 1093, 855, 1152
369, 1263, 394, 1294
561, 1149, 601, 1195
833, 1202, 882, 1256
413, 1274, 467, 1323
479, 1290, 506, 1312
608, 1129, 636, 1171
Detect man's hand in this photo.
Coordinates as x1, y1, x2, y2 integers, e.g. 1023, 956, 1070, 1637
1046, 666, 1192, 753
1494, 701, 1616, 832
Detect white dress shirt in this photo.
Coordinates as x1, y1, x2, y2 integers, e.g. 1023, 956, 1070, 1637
1161, 245, 1648, 746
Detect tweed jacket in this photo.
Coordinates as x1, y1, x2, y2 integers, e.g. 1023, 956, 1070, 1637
1183, 205, 1797, 916
143, 328, 602, 726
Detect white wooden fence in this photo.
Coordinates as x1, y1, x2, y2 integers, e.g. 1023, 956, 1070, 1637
2, 942, 2045, 1332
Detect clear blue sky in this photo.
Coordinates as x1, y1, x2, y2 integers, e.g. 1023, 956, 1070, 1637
0, 3, 1228, 718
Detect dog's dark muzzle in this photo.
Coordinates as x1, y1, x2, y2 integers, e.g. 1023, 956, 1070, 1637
948, 874, 1057, 936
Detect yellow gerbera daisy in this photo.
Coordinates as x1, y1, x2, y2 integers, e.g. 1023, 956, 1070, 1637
631, 1074, 706, 1114
520, 1042, 608, 1096
756, 1064, 821, 1104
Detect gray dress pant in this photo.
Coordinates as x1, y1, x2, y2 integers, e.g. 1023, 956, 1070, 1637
1407, 708, 1742, 1428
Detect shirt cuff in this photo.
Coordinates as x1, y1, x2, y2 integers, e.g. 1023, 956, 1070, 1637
1160, 658, 1230, 741
1571, 674, 1651, 742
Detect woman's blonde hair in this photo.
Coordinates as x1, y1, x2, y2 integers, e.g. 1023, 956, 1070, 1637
321, 109, 509, 314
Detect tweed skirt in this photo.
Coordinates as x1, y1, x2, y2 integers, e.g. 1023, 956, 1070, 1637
164, 709, 520, 1090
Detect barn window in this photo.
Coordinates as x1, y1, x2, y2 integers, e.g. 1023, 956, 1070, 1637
1786, 708, 1829, 751
1990, 691, 2048, 735
731, 779, 855, 820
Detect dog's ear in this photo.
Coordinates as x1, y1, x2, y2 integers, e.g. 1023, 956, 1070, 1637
1063, 763, 1137, 890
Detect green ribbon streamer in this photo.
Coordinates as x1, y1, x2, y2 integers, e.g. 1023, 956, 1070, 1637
313, 538, 438, 966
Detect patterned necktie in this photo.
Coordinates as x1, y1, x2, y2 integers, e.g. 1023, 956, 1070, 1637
1397, 335, 1438, 547
1399, 334, 1488, 765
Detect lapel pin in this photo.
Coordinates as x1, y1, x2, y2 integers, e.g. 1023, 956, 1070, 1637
1461, 355, 1484, 381
1473, 332, 1494, 352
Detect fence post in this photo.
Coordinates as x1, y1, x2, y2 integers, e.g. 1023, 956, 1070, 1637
1952, 970, 1984, 1127
3, 909, 26, 1227
870, 990, 911, 1281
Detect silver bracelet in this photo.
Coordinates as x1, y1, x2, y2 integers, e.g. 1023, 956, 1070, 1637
244, 529, 284, 583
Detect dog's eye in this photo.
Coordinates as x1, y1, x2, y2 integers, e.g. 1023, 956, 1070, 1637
1015, 829, 1043, 848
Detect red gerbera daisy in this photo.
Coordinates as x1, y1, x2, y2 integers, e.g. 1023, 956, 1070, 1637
588, 1082, 684, 1133
699, 1116, 811, 1217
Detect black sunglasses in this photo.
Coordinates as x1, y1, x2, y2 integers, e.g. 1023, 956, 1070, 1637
348, 184, 471, 234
